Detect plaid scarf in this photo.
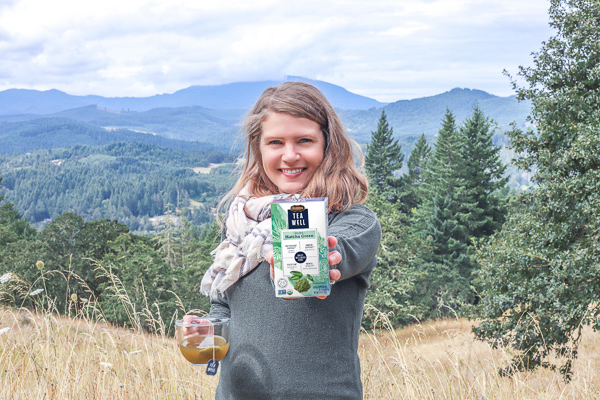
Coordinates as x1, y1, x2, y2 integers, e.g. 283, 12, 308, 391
201, 188, 295, 298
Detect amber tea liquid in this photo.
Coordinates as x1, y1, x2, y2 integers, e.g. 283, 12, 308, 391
179, 335, 229, 365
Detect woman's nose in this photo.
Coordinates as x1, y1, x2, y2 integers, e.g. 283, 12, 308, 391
281, 144, 300, 161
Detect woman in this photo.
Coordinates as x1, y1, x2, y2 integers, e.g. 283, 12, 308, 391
200, 81, 381, 399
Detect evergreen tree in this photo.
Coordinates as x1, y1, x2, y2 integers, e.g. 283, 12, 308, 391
365, 110, 404, 200
420, 196, 476, 313
419, 110, 458, 206
403, 133, 431, 212
363, 191, 430, 328
0, 178, 36, 246
153, 206, 179, 269
175, 220, 219, 314
98, 232, 176, 330
460, 106, 508, 238
413, 110, 478, 315
472, 0, 600, 379
0, 177, 37, 275
416, 109, 476, 240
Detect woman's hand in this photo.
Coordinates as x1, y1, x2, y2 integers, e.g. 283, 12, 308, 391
175, 315, 214, 342
267, 235, 342, 300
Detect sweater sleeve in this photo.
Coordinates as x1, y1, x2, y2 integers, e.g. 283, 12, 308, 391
206, 228, 232, 318
327, 204, 381, 283
208, 291, 231, 319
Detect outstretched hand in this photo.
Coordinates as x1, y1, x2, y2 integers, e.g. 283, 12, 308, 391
267, 236, 341, 300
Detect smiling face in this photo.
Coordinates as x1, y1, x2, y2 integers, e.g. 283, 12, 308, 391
259, 112, 326, 194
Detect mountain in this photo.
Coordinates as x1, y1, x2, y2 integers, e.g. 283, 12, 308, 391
0, 116, 232, 155
385, 88, 530, 135
0, 82, 532, 154
0, 89, 92, 115
338, 88, 531, 143
0, 105, 244, 149
0, 76, 386, 115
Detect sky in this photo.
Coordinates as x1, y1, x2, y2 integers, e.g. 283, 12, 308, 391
0, 0, 555, 103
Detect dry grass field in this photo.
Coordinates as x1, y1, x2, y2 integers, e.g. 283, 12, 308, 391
359, 307, 600, 399
1, 303, 600, 399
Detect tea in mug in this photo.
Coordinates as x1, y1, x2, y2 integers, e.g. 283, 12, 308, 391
179, 335, 229, 365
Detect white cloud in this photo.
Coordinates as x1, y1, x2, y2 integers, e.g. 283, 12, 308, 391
0, 0, 554, 101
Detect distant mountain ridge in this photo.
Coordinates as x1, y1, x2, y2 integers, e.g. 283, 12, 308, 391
0, 79, 532, 155
0, 116, 228, 155
341, 87, 531, 142
0, 76, 386, 115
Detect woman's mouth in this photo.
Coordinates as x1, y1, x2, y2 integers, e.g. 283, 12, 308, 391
281, 168, 304, 176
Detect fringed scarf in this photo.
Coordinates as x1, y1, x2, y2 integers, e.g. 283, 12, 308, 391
201, 187, 295, 298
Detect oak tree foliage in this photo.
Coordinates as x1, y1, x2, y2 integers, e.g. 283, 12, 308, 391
471, 0, 600, 380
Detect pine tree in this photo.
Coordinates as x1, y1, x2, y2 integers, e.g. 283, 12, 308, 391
417, 109, 476, 239
421, 195, 476, 313
153, 206, 179, 269
365, 110, 404, 200
403, 133, 431, 212
460, 106, 508, 238
413, 110, 478, 314
420, 110, 459, 204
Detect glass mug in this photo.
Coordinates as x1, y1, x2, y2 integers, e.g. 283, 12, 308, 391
175, 316, 230, 366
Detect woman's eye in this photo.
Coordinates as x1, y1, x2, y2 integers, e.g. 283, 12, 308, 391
299, 138, 313, 143
268, 140, 282, 145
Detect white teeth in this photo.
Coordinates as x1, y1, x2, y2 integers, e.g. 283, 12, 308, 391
282, 168, 303, 174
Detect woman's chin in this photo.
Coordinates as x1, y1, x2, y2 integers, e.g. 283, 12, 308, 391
275, 182, 307, 194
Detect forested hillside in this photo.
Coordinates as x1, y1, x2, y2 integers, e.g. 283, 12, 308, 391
0, 142, 237, 231
0, 112, 240, 153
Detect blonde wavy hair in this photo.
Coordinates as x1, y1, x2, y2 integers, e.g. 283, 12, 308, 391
218, 81, 368, 219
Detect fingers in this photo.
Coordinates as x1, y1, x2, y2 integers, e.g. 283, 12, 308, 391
328, 250, 341, 266
267, 251, 274, 280
315, 268, 342, 300
180, 316, 214, 339
327, 236, 338, 249
327, 236, 341, 266
183, 315, 202, 324
329, 268, 341, 283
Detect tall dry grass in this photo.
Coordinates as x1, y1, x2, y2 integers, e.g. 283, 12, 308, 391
2, 279, 600, 399
0, 306, 217, 399
360, 305, 600, 399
